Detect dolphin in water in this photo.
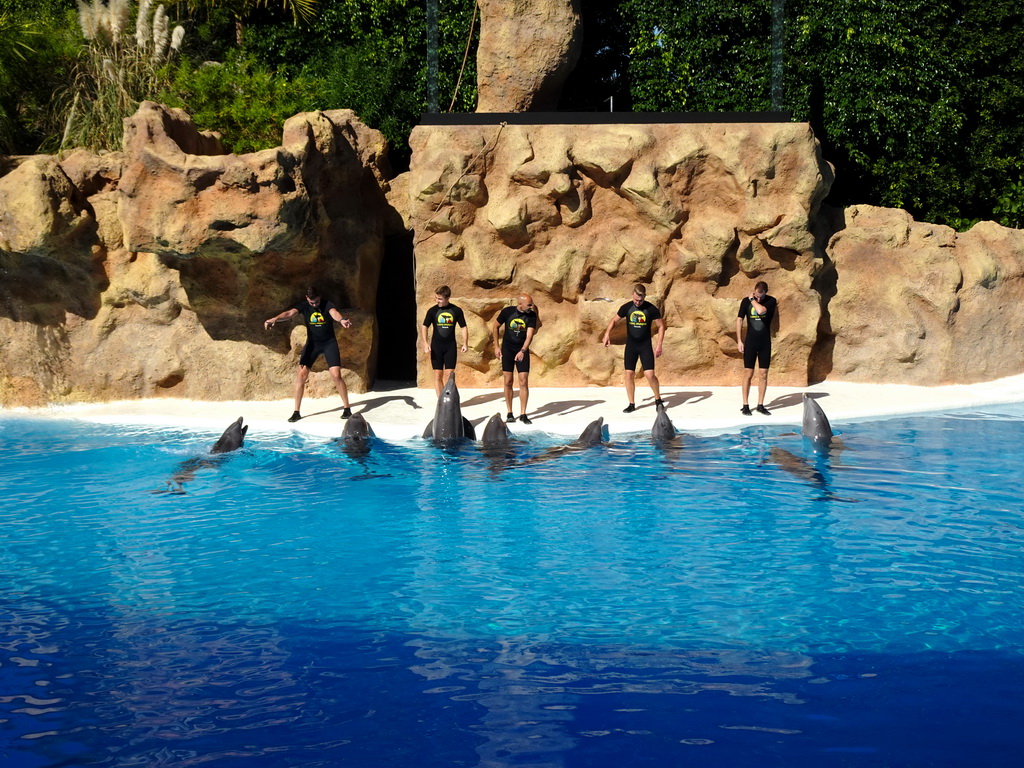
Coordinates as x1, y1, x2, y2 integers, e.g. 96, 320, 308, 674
480, 413, 516, 474
519, 417, 607, 466
154, 417, 248, 493
338, 412, 374, 458
651, 402, 677, 442
802, 394, 834, 449
422, 371, 477, 442
211, 416, 248, 454
480, 413, 512, 448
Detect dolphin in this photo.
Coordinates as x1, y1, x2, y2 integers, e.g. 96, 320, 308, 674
338, 412, 375, 458
801, 394, 834, 448
211, 417, 248, 454
480, 413, 512, 448
422, 371, 477, 442
651, 403, 676, 442
153, 417, 248, 493
519, 417, 607, 466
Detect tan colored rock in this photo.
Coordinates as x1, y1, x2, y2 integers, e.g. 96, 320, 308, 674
476, 0, 582, 112
826, 206, 1024, 384
398, 120, 833, 388
0, 102, 390, 406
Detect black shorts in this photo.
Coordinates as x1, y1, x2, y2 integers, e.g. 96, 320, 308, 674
743, 335, 771, 369
430, 343, 457, 370
501, 346, 530, 373
299, 338, 341, 369
624, 341, 655, 372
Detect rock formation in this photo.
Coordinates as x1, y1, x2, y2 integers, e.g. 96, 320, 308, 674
0, 102, 390, 406
393, 119, 1024, 390
475, 0, 582, 112
393, 118, 835, 388
823, 206, 1024, 385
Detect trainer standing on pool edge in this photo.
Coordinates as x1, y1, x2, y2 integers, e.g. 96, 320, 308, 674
264, 286, 353, 423
420, 285, 468, 398
736, 280, 778, 416
602, 284, 665, 413
492, 293, 540, 424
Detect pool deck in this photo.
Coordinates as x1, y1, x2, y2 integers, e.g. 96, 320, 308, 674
8, 373, 1024, 439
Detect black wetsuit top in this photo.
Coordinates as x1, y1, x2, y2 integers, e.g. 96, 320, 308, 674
617, 300, 661, 345
497, 306, 537, 353
422, 304, 467, 349
295, 300, 339, 342
738, 295, 777, 342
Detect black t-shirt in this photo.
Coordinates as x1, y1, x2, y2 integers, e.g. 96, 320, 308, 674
738, 295, 777, 337
422, 304, 467, 347
617, 300, 661, 343
497, 306, 538, 351
294, 300, 338, 343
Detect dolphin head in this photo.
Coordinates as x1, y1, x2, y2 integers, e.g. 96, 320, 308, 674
210, 417, 247, 454
342, 413, 373, 440
577, 417, 606, 446
481, 414, 511, 447
651, 403, 676, 441
801, 394, 833, 447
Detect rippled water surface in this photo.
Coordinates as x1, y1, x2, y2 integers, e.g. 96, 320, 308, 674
2, 406, 1023, 767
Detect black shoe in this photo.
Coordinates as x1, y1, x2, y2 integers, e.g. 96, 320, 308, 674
288, 411, 302, 422
623, 403, 636, 413
740, 405, 752, 416
654, 399, 664, 407
519, 414, 532, 425
756, 404, 771, 415
506, 412, 516, 423
341, 407, 352, 419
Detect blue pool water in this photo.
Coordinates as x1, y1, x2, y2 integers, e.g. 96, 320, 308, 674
1, 406, 1023, 767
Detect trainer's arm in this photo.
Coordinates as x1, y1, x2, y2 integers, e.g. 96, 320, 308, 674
492, 317, 502, 358
328, 306, 353, 329
460, 322, 469, 353
602, 315, 620, 346
516, 327, 536, 361
654, 318, 665, 358
264, 308, 299, 330
736, 316, 745, 353
420, 323, 431, 355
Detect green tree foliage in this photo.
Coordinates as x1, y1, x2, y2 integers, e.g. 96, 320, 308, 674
159, 53, 324, 152
610, 0, 1024, 229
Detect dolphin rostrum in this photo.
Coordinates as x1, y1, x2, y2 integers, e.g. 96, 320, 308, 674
422, 371, 477, 442
801, 394, 834, 448
211, 416, 248, 454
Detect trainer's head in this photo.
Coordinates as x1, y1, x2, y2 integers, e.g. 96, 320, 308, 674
305, 286, 321, 305
517, 293, 534, 312
632, 284, 647, 305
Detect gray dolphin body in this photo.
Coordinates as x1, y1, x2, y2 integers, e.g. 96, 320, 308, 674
520, 417, 607, 466
422, 371, 477, 442
481, 414, 512, 448
155, 417, 247, 493
211, 417, 248, 454
651, 404, 676, 442
801, 395, 834, 448
339, 413, 374, 458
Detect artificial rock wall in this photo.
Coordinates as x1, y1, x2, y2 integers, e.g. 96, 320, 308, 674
393, 119, 1024, 390
0, 102, 391, 406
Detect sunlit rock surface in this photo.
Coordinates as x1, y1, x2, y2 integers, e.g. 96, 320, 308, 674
475, 0, 582, 112
0, 102, 389, 406
395, 119, 834, 388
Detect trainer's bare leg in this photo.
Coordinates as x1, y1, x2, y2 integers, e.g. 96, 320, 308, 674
294, 365, 310, 412
624, 369, 636, 405
643, 369, 661, 401
503, 371, 515, 414
518, 370, 530, 415
328, 365, 350, 408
